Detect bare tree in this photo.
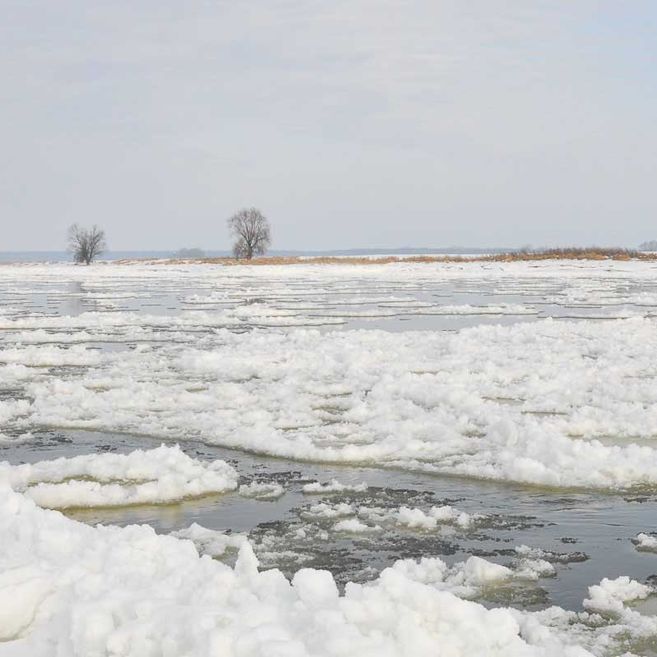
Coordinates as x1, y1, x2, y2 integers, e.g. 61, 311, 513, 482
68, 224, 107, 265
227, 208, 271, 259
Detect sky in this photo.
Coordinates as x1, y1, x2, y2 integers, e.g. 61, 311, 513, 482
1, 0, 656, 251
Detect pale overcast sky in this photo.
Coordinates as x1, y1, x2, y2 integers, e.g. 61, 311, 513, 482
2, 1, 656, 251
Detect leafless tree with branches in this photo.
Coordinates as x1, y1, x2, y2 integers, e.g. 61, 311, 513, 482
68, 224, 107, 264
227, 208, 271, 259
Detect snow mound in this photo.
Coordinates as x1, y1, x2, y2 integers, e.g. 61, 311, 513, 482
0, 445, 238, 508
2, 486, 653, 656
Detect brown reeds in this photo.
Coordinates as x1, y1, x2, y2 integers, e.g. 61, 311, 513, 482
116, 247, 657, 266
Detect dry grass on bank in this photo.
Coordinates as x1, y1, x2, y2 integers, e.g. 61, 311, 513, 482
119, 247, 657, 266
489, 248, 651, 262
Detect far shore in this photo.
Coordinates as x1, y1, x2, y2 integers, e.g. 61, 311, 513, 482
2, 248, 656, 267
115, 248, 657, 266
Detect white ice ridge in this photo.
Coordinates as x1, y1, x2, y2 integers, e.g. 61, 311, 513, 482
0, 445, 238, 508
1, 486, 655, 657
9, 317, 657, 489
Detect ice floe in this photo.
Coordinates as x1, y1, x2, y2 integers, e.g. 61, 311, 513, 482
0, 445, 238, 508
238, 481, 285, 499
303, 500, 482, 533
633, 533, 657, 552
333, 517, 381, 533
171, 522, 248, 558
302, 479, 368, 494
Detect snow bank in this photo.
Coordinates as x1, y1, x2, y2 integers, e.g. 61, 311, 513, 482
0, 445, 238, 508
3, 486, 655, 656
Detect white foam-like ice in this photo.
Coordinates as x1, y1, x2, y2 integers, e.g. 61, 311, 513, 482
583, 576, 652, 616
333, 517, 381, 533
238, 481, 285, 499
171, 522, 248, 558
3, 260, 657, 490
2, 486, 655, 656
3, 261, 657, 653
515, 559, 557, 581
303, 501, 481, 532
634, 533, 657, 552
0, 445, 238, 508
7, 318, 657, 489
393, 505, 480, 530
302, 479, 368, 494
304, 502, 355, 519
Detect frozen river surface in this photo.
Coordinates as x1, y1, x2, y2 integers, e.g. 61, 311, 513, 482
3, 260, 657, 656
